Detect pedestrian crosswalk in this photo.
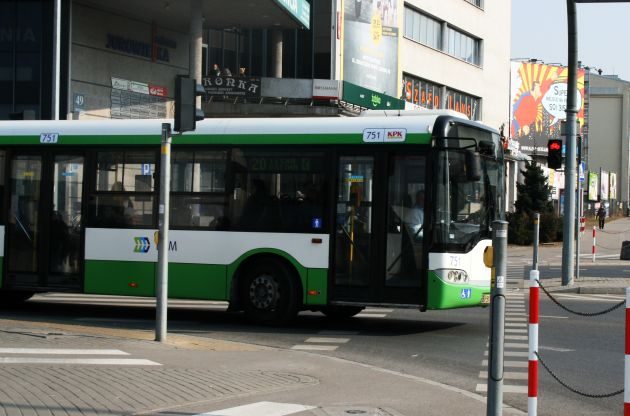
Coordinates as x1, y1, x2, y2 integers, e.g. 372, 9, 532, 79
475, 262, 529, 395
0, 348, 160, 366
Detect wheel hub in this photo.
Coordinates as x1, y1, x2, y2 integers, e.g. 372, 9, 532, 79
249, 274, 279, 310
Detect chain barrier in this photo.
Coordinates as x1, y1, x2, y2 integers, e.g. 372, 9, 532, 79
535, 352, 623, 398
598, 228, 630, 235
596, 242, 624, 251
536, 279, 625, 316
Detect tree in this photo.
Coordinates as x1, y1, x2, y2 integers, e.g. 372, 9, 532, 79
508, 160, 561, 244
514, 160, 554, 215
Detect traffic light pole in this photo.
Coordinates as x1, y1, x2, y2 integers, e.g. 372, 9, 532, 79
562, 0, 578, 287
156, 122, 172, 342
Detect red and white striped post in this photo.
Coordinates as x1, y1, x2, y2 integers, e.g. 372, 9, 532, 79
528, 269, 539, 416
625, 287, 630, 416
592, 226, 597, 263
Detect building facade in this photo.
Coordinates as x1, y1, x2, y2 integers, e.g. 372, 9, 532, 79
2, 0, 511, 128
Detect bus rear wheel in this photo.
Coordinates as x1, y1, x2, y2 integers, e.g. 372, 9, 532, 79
322, 305, 364, 319
240, 260, 299, 325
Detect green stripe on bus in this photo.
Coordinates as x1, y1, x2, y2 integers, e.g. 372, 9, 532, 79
426, 271, 490, 309
85, 260, 156, 297
306, 268, 327, 305
167, 263, 227, 300
0, 133, 431, 146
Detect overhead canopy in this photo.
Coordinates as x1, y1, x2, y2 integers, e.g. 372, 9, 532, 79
79, 0, 310, 30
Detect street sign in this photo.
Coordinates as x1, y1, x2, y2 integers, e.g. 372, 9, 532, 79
579, 161, 585, 182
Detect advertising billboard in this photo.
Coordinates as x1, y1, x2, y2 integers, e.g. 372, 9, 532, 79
610, 172, 617, 200
588, 171, 598, 202
600, 170, 609, 201
510, 62, 585, 155
342, 0, 399, 97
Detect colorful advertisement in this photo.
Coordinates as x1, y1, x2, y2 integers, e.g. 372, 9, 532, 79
588, 171, 598, 202
402, 74, 481, 120
600, 170, 609, 201
610, 172, 617, 200
342, 0, 399, 97
510, 62, 585, 155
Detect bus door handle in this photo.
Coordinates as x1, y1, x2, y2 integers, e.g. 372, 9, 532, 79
311, 238, 322, 244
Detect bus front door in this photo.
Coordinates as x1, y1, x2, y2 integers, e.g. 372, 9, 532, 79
5, 153, 85, 291
332, 152, 425, 306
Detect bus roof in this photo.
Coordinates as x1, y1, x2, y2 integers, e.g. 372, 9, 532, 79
0, 114, 496, 146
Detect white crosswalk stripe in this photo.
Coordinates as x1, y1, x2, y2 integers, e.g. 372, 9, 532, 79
0, 348, 160, 366
197, 401, 316, 416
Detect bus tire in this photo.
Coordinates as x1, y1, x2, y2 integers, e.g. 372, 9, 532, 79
240, 259, 299, 325
322, 305, 364, 319
0, 290, 35, 305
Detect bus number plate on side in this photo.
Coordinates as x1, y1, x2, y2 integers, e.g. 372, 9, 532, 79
40, 133, 59, 144
362, 128, 406, 143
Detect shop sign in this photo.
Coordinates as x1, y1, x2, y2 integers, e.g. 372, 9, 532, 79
201, 76, 261, 98
312, 79, 340, 100
342, 81, 405, 110
274, 0, 311, 29
105, 33, 176, 63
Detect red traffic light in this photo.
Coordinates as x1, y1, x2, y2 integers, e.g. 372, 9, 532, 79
548, 141, 562, 151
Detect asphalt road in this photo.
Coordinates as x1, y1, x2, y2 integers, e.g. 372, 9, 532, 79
0, 287, 625, 416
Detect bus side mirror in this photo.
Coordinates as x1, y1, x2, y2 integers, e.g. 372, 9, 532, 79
466, 150, 482, 182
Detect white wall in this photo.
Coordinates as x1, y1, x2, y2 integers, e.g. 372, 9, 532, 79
401, 0, 511, 129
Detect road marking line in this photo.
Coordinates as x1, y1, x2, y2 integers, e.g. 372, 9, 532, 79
479, 371, 528, 380
505, 318, 527, 322
539, 346, 575, 352
475, 384, 527, 394
290, 345, 338, 351
505, 313, 527, 317
197, 401, 316, 416
505, 323, 527, 327
504, 342, 528, 349
505, 335, 527, 341
0, 358, 160, 365
505, 328, 527, 334
0, 348, 129, 355
540, 315, 568, 319
356, 313, 387, 318
484, 350, 528, 357
304, 337, 349, 344
481, 360, 527, 368
364, 308, 394, 313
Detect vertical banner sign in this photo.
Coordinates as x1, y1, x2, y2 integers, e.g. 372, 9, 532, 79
587, 171, 599, 202
600, 170, 609, 201
610, 172, 617, 200
342, 0, 399, 97
510, 62, 586, 155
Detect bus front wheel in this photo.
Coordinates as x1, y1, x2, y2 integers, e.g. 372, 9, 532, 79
240, 260, 299, 324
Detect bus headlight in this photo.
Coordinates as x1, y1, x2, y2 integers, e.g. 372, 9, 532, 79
435, 269, 469, 284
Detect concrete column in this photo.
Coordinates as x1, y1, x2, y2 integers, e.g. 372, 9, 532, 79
271, 28, 283, 78
189, 0, 203, 106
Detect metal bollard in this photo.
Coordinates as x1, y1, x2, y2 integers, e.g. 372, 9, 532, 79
528, 270, 540, 416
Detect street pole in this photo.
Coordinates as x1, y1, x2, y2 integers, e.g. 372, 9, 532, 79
532, 212, 540, 271
487, 220, 508, 416
562, 0, 578, 286
156, 122, 172, 342
576, 143, 582, 280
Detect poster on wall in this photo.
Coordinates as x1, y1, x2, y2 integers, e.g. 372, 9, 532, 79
342, 0, 399, 97
110, 77, 167, 119
587, 171, 598, 202
600, 170, 609, 201
610, 172, 617, 200
510, 62, 585, 155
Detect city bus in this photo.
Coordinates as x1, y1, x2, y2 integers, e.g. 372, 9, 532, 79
0, 110, 504, 323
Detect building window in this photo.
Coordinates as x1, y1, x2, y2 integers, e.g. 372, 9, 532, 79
464, 0, 483, 8
447, 27, 481, 66
404, 7, 442, 50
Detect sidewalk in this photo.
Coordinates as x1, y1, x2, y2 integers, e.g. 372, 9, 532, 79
0, 319, 525, 416
509, 215, 630, 294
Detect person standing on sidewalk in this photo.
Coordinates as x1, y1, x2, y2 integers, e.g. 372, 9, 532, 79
596, 205, 606, 230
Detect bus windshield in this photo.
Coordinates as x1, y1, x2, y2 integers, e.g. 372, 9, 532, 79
433, 145, 503, 253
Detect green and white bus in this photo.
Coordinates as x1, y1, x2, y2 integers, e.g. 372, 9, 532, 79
0, 110, 503, 323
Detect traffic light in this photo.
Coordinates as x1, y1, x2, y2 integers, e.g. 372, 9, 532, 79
547, 139, 563, 169
174, 75, 205, 133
